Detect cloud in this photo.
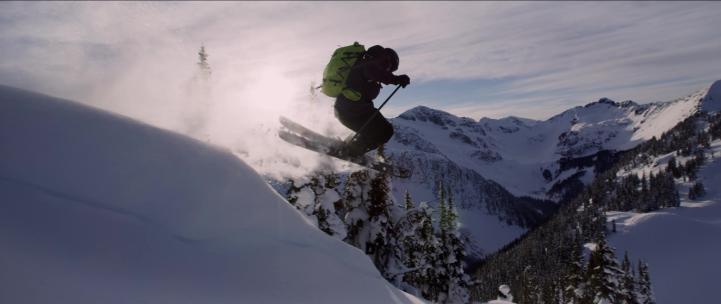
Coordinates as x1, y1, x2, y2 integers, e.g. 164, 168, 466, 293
1, 2, 720, 175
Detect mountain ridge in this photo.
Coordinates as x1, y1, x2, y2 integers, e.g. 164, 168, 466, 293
390, 82, 714, 198
380, 80, 717, 255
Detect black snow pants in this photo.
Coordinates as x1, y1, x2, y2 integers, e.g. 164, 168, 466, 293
334, 95, 394, 156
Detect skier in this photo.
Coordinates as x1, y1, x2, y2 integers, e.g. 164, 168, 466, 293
333, 45, 410, 158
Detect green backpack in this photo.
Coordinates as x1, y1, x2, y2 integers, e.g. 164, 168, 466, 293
321, 42, 365, 101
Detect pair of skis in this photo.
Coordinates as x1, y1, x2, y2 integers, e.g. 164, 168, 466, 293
278, 116, 409, 178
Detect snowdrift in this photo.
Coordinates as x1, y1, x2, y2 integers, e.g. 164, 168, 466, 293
0, 85, 422, 304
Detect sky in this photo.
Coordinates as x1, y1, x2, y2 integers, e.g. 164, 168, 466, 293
1, 2, 720, 163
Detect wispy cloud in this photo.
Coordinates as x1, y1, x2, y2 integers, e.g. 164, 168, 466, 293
1, 2, 720, 174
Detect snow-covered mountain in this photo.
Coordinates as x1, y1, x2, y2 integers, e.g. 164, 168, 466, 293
389, 86, 708, 200
602, 98, 721, 303
469, 92, 721, 303
0, 85, 423, 304
383, 81, 717, 256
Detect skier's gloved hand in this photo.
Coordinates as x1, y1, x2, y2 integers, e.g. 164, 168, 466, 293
395, 74, 410, 88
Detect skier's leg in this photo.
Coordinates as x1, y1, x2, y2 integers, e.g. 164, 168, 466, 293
352, 112, 393, 154
334, 98, 375, 130
334, 98, 392, 157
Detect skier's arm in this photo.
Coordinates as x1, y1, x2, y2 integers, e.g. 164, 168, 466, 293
363, 61, 407, 86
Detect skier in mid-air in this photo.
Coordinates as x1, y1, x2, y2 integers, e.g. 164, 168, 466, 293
278, 42, 411, 174
332, 45, 410, 159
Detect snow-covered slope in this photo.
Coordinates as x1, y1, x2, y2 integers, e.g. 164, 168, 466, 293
607, 139, 721, 304
0, 85, 422, 304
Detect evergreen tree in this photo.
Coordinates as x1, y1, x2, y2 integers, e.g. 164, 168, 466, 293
666, 156, 680, 178
313, 173, 345, 237
586, 239, 624, 304
343, 170, 371, 250
416, 202, 444, 300
397, 191, 420, 291
639, 174, 649, 210
365, 147, 404, 279
404, 190, 413, 210
637, 261, 655, 304
398, 197, 444, 299
689, 181, 706, 200
446, 186, 458, 231
685, 159, 699, 180
183, 44, 213, 138
518, 266, 540, 304
440, 188, 470, 303
197, 44, 211, 79
620, 252, 639, 304
564, 243, 587, 304
421, 181, 471, 303
438, 181, 449, 234
285, 172, 346, 238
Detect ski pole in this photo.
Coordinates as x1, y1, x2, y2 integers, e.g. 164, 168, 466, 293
349, 85, 402, 144
375, 84, 401, 113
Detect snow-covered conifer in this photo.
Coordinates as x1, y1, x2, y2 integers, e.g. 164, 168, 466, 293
436, 184, 470, 303
636, 260, 655, 304
620, 252, 639, 304
285, 172, 346, 239
586, 239, 624, 304
564, 244, 587, 304
416, 202, 444, 300
365, 148, 404, 280
342, 170, 371, 250
404, 190, 413, 210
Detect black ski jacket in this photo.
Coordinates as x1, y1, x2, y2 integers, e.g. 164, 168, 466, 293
343, 56, 403, 104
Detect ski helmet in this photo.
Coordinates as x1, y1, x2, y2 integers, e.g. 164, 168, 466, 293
384, 48, 399, 72
365, 45, 385, 59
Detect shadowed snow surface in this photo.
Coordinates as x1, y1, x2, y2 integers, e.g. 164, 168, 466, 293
0, 85, 422, 304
